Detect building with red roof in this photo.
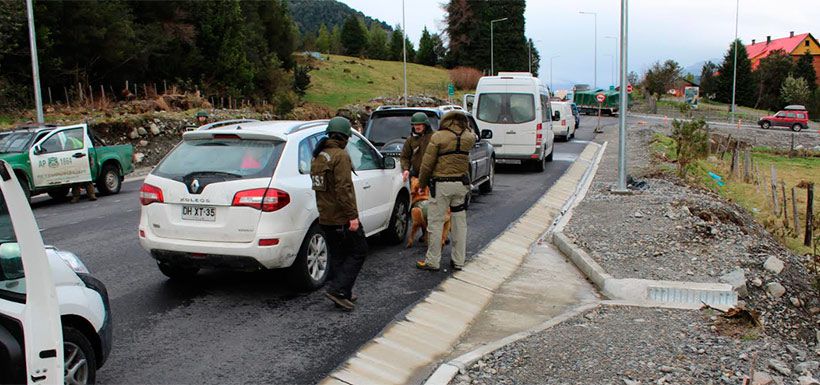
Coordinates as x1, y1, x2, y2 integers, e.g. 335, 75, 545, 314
745, 32, 820, 86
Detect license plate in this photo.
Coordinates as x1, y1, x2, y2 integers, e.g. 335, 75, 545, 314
181, 206, 216, 222
496, 159, 521, 165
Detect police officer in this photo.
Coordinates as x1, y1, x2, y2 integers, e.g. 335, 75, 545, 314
66, 133, 96, 203
416, 111, 476, 271
311, 117, 367, 311
400, 112, 434, 182
195, 110, 209, 126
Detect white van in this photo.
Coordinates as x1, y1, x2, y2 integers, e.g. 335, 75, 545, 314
550, 101, 576, 141
467, 72, 555, 171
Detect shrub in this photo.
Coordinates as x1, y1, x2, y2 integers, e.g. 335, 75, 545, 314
671, 118, 709, 177
293, 65, 312, 96
449, 66, 482, 90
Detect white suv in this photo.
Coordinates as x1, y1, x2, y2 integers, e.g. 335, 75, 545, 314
138, 120, 409, 289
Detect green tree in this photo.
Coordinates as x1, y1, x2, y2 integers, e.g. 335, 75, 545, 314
445, 0, 528, 73
316, 24, 331, 53
431, 33, 447, 65
527, 38, 540, 77
341, 15, 367, 56
389, 27, 404, 61
416, 26, 436, 65
795, 51, 817, 92
330, 25, 342, 54
643, 60, 681, 99
780, 75, 811, 106
699, 61, 719, 99
671, 119, 709, 178
196, 0, 254, 95
366, 24, 389, 60
753, 49, 794, 110
715, 39, 755, 106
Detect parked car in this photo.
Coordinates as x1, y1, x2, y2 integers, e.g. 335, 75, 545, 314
758, 105, 810, 132
364, 106, 496, 199
138, 120, 409, 289
570, 103, 581, 129
466, 72, 555, 171
550, 101, 577, 141
0, 160, 112, 385
0, 123, 134, 203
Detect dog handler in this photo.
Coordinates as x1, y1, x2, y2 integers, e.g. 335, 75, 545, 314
311, 117, 367, 311
415, 111, 476, 271
400, 112, 434, 183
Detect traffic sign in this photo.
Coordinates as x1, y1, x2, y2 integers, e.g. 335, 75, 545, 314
627, 84, 633, 94
596, 93, 606, 103
448, 83, 455, 96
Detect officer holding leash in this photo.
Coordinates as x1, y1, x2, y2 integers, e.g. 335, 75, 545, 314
311, 117, 367, 311
400, 112, 434, 182
415, 111, 476, 271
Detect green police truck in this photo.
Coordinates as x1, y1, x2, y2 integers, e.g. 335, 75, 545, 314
0, 123, 134, 202
573, 89, 631, 116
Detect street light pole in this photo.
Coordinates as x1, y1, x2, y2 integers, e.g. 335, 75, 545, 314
26, 0, 44, 125
730, 0, 739, 122
604, 36, 618, 87
579, 11, 598, 89
615, 0, 629, 192
402, 0, 408, 107
550, 55, 560, 91
490, 17, 508, 76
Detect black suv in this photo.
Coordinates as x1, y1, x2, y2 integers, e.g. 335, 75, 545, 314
364, 106, 496, 203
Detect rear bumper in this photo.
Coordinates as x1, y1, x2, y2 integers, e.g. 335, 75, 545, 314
139, 228, 305, 270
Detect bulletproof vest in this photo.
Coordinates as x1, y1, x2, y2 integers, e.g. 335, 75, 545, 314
438, 128, 470, 157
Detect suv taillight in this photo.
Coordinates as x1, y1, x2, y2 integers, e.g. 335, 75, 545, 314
232, 188, 290, 212
140, 183, 164, 205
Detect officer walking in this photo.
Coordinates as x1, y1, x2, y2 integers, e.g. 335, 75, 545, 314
311, 117, 367, 311
400, 112, 434, 182
66, 132, 97, 203
416, 111, 476, 271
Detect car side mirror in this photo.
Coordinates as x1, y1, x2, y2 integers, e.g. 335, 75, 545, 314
33, 145, 45, 155
383, 156, 396, 169
480, 130, 493, 139
552, 112, 560, 121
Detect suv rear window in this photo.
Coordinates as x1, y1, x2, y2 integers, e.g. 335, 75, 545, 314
477, 93, 535, 124
366, 113, 439, 147
153, 138, 284, 182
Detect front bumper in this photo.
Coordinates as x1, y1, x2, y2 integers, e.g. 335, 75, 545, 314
76, 273, 112, 368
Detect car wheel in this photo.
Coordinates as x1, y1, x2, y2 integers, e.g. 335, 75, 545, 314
761, 121, 771, 129
48, 187, 71, 201
532, 152, 546, 172
383, 195, 409, 244
157, 261, 199, 280
791, 123, 803, 132
479, 160, 494, 194
545, 145, 554, 162
289, 224, 329, 290
96, 163, 121, 195
63, 326, 96, 385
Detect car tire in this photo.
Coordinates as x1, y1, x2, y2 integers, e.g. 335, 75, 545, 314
791, 123, 803, 132
761, 121, 771, 129
383, 195, 409, 244
96, 163, 121, 196
479, 160, 494, 194
532, 153, 546, 172
157, 261, 199, 281
48, 188, 71, 201
545, 146, 554, 162
289, 224, 330, 290
63, 326, 96, 385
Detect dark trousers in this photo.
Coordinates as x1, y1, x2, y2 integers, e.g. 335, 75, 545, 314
321, 224, 368, 299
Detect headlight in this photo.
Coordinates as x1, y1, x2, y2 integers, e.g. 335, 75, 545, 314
46, 247, 90, 274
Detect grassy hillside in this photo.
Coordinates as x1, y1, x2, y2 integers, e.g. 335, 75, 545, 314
304, 54, 456, 109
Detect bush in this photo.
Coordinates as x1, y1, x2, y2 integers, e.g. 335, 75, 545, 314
293, 65, 312, 96
671, 118, 709, 177
449, 66, 482, 90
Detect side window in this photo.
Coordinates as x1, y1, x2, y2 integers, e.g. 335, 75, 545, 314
0, 191, 25, 298
775, 112, 786, 118
298, 133, 325, 174
786, 112, 796, 118
468, 116, 480, 138
540, 95, 549, 121
39, 128, 84, 153
347, 134, 381, 171
797, 113, 805, 119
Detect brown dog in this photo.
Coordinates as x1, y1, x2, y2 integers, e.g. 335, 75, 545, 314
407, 177, 451, 248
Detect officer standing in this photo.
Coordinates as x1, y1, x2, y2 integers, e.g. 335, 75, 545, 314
400, 112, 434, 182
66, 132, 96, 203
416, 111, 476, 271
311, 117, 367, 311
195, 111, 209, 126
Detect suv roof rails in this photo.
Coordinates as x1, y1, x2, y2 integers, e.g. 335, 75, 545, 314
196, 119, 260, 131
437, 105, 463, 112
783, 105, 807, 111
286, 120, 330, 135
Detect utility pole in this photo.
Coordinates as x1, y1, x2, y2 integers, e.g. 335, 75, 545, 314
26, 0, 44, 125
580, 11, 598, 89
402, 0, 408, 107
730, 0, 740, 122
490, 18, 508, 76
614, 0, 629, 192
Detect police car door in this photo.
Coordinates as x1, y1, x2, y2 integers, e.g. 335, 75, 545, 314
346, 133, 386, 235
30, 124, 93, 188
0, 161, 63, 384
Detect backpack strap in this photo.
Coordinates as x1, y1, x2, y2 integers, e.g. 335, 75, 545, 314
438, 128, 470, 156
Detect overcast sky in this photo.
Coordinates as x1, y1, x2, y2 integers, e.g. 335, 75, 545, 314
338, 0, 819, 90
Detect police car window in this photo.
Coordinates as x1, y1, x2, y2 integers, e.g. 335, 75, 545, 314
347, 134, 380, 171
298, 133, 325, 174
0, 191, 25, 299
40, 128, 83, 153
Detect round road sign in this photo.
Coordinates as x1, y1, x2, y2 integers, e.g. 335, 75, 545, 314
596, 93, 606, 103
627, 84, 633, 94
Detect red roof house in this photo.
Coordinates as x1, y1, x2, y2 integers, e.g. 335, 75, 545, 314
745, 32, 820, 85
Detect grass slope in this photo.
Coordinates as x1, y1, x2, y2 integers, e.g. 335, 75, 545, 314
304, 54, 455, 110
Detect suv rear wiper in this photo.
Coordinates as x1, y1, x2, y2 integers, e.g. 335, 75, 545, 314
183, 171, 242, 179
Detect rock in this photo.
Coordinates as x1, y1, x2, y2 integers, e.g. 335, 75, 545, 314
128, 129, 140, 139
796, 361, 819, 375
798, 376, 820, 385
763, 256, 785, 274
752, 371, 773, 385
138, 140, 149, 147
623, 379, 641, 385
719, 269, 748, 297
792, 297, 803, 307
751, 278, 764, 287
765, 282, 786, 298
789, 345, 808, 358
810, 307, 820, 315
664, 210, 678, 219
768, 359, 792, 376
795, 145, 805, 150
133, 152, 145, 164
633, 211, 644, 218
149, 123, 161, 135
137, 127, 148, 136
660, 365, 675, 373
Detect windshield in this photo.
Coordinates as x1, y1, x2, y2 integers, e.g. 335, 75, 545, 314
477, 93, 535, 124
0, 132, 35, 153
366, 113, 439, 146
153, 138, 285, 182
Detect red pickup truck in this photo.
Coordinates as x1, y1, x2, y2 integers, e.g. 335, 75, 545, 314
758, 105, 810, 132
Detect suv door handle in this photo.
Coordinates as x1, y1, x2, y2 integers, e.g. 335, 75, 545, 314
72, 152, 86, 158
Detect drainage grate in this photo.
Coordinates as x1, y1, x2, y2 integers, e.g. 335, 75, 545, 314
647, 286, 737, 307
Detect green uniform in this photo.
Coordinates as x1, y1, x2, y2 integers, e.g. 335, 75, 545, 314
310, 138, 358, 225
417, 116, 476, 190
400, 131, 433, 176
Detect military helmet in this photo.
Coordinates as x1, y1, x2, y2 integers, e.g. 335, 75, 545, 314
195, 110, 209, 118
410, 112, 430, 125
326, 116, 353, 137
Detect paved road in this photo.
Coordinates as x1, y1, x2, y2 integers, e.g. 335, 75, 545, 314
32, 118, 612, 384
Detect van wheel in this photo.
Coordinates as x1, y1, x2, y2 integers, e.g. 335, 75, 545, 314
546, 146, 554, 162
479, 161, 494, 194
96, 163, 121, 195
48, 188, 71, 201
63, 326, 96, 385
289, 224, 329, 290
532, 154, 546, 172
383, 195, 409, 244
157, 261, 199, 280
791, 123, 803, 132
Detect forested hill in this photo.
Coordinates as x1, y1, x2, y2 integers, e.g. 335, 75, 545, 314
288, 0, 392, 35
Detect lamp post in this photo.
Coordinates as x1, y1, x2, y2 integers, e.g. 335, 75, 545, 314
528, 39, 542, 74
614, 0, 629, 193
604, 36, 618, 87
549, 55, 560, 91
730, 0, 740, 122
26, 0, 44, 125
490, 17, 508, 76
579, 11, 598, 89
402, 0, 408, 106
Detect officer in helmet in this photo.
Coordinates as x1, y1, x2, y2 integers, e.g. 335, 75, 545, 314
311, 117, 367, 311
195, 110, 209, 126
400, 112, 434, 183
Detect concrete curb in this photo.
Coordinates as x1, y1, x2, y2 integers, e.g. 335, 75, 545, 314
320, 142, 606, 385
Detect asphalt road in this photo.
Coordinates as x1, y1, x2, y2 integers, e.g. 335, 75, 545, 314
32, 117, 613, 385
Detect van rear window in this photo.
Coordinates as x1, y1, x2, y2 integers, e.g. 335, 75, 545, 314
477, 93, 535, 124
153, 138, 284, 182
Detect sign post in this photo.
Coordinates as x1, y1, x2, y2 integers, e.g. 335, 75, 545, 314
594, 92, 605, 133
448, 83, 455, 104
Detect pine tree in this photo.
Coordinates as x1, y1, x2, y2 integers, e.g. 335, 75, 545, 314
795, 51, 817, 92
445, 0, 528, 73
715, 39, 754, 107
341, 15, 367, 56
416, 27, 437, 65
316, 24, 331, 53
389, 27, 405, 61
330, 25, 343, 54
366, 24, 388, 60
431, 33, 447, 65
527, 38, 540, 76
699, 61, 719, 99
196, 0, 254, 95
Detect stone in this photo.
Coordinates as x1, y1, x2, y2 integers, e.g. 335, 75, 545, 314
137, 127, 148, 136
623, 379, 641, 385
751, 278, 764, 287
798, 376, 820, 385
763, 256, 785, 274
133, 152, 145, 164
768, 359, 792, 376
128, 129, 140, 139
660, 365, 675, 373
792, 297, 803, 307
720, 269, 748, 297
138, 140, 149, 147
796, 361, 819, 375
752, 371, 773, 385
633, 211, 644, 218
149, 123, 161, 135
765, 282, 786, 298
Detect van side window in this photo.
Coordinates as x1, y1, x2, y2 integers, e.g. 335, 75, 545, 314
540, 95, 549, 121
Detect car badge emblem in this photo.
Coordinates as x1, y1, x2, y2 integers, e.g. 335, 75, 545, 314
191, 179, 200, 193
